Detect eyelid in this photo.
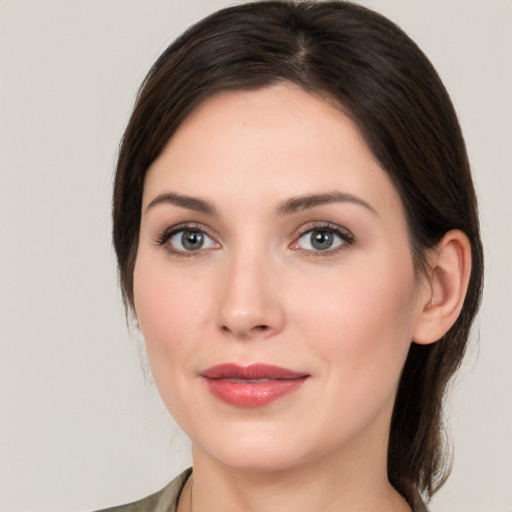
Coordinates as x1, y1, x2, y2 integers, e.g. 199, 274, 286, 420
155, 222, 221, 255
290, 221, 355, 253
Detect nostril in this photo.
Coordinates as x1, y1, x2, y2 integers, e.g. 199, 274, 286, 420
220, 323, 271, 338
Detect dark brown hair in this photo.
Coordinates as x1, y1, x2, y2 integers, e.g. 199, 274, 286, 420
113, 0, 483, 503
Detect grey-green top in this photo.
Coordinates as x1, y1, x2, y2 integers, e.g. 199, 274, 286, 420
95, 468, 191, 512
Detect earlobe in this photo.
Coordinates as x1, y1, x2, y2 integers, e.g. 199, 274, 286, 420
413, 230, 472, 345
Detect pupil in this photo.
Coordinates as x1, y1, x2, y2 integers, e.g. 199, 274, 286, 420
311, 230, 333, 250
182, 231, 203, 251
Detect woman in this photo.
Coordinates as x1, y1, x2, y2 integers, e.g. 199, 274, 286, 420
103, 1, 483, 511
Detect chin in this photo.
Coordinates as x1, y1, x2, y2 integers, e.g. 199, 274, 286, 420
189, 415, 349, 475
203, 444, 311, 474
188, 419, 307, 471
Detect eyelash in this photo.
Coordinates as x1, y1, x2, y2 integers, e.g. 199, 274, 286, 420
292, 222, 355, 256
154, 221, 355, 257
155, 222, 218, 257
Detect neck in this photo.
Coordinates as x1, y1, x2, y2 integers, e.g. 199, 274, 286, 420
184, 436, 411, 512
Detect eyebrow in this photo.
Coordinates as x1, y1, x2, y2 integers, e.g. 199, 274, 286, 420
276, 191, 378, 216
145, 190, 377, 217
146, 192, 217, 215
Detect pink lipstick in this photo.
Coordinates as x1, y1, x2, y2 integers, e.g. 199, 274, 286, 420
200, 363, 308, 408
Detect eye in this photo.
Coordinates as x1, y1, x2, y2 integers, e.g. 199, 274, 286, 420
170, 229, 217, 252
157, 225, 219, 255
292, 225, 353, 253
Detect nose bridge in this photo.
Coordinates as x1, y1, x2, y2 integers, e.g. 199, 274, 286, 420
216, 238, 284, 339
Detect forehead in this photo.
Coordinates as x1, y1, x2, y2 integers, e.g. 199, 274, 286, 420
143, 84, 403, 219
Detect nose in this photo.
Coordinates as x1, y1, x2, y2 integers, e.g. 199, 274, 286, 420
215, 250, 285, 340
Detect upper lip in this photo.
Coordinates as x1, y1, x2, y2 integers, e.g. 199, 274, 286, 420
201, 363, 308, 380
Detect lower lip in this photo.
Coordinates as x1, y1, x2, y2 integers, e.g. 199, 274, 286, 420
203, 377, 308, 408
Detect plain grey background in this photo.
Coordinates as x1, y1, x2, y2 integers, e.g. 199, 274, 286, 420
1, 1, 511, 511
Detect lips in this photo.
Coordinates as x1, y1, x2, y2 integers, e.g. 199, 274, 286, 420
200, 363, 309, 408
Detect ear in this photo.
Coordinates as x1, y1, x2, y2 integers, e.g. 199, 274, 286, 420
413, 230, 472, 345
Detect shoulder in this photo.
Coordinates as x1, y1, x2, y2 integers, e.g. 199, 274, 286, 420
94, 468, 192, 512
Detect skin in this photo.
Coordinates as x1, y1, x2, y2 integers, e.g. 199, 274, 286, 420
133, 84, 436, 512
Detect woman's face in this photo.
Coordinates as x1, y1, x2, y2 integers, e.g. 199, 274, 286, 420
134, 84, 428, 472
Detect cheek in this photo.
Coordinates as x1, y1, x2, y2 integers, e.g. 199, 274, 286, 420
285, 263, 419, 445
294, 257, 419, 384
133, 254, 208, 387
